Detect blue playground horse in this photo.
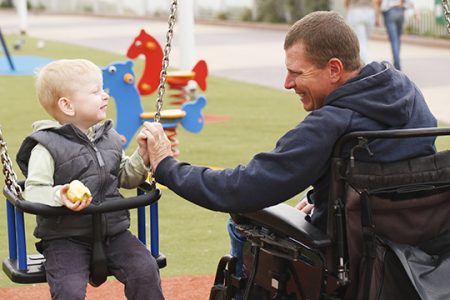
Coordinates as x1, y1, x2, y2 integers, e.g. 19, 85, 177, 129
102, 60, 143, 149
102, 60, 207, 149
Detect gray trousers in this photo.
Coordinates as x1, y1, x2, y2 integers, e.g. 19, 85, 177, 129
40, 230, 164, 300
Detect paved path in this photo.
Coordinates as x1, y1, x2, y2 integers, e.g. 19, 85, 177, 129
2, 10, 450, 123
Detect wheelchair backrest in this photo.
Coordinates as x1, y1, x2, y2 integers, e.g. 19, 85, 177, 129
341, 150, 450, 299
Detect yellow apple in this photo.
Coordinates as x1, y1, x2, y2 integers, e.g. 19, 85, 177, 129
67, 180, 92, 202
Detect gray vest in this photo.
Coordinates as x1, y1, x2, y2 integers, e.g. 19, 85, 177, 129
17, 121, 130, 240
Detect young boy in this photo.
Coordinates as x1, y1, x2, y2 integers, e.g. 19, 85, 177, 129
16, 59, 164, 300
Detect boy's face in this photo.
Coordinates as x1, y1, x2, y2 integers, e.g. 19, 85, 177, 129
68, 70, 109, 130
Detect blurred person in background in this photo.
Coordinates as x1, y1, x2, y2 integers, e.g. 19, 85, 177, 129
376, 0, 417, 70
345, 0, 376, 64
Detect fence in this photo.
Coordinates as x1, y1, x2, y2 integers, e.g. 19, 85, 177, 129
405, 8, 449, 39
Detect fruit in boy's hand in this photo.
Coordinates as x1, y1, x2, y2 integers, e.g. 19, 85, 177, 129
67, 180, 91, 202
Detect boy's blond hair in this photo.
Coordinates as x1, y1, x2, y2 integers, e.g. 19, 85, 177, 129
35, 59, 101, 118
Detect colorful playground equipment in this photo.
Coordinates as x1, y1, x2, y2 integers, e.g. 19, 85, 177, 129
102, 28, 209, 155
126, 29, 163, 96
126, 29, 208, 105
102, 60, 143, 148
166, 60, 208, 105
102, 60, 207, 154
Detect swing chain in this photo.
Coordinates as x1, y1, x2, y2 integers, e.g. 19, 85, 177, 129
0, 127, 23, 199
442, 0, 450, 34
154, 0, 178, 123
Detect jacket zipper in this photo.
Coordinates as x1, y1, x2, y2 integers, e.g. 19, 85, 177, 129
74, 125, 108, 237
91, 143, 108, 237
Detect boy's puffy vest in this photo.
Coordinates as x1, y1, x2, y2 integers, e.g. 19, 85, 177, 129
17, 121, 130, 240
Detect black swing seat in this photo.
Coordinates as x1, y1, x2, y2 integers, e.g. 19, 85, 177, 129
2, 181, 165, 285
3, 254, 46, 284
210, 127, 450, 300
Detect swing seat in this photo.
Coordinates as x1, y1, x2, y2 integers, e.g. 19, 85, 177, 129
210, 127, 450, 300
2, 181, 166, 285
3, 254, 46, 284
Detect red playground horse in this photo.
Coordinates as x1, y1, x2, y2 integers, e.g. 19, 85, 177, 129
126, 29, 208, 96
126, 29, 163, 95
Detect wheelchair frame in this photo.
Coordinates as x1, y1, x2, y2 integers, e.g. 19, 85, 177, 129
210, 127, 450, 300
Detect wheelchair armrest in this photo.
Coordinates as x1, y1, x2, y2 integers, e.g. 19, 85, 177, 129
231, 203, 332, 249
3, 184, 161, 217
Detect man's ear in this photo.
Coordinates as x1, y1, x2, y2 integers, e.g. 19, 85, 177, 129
57, 97, 75, 117
328, 58, 344, 83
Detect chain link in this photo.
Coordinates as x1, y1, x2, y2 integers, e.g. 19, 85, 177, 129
442, 0, 450, 34
0, 127, 23, 199
154, 0, 178, 123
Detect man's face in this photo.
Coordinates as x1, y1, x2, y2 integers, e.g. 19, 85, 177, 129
284, 43, 333, 112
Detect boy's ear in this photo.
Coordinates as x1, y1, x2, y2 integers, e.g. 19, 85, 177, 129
57, 97, 75, 117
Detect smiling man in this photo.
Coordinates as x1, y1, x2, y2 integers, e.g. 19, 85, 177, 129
143, 10, 437, 272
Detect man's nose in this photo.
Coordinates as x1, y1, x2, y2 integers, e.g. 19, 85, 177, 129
284, 74, 294, 90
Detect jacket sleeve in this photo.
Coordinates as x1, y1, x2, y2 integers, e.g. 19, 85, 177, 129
118, 149, 150, 189
24, 144, 64, 206
155, 108, 350, 213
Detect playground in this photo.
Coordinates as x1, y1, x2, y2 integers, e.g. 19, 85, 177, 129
0, 7, 304, 299
2, 2, 450, 299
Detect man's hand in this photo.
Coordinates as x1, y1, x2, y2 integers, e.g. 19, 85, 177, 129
295, 197, 314, 215
142, 122, 173, 172
60, 184, 92, 211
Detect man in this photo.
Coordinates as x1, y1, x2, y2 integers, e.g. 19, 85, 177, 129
143, 11, 436, 233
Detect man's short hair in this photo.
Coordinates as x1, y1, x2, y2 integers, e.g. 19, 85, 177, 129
35, 59, 100, 118
284, 11, 361, 71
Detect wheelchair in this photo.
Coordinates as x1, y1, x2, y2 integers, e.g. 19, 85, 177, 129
210, 127, 450, 300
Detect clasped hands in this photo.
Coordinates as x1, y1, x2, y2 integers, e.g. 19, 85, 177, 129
137, 121, 173, 172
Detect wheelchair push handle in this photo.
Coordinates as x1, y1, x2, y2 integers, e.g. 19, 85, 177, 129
333, 127, 450, 157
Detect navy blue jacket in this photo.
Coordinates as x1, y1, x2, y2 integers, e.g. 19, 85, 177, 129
155, 62, 437, 232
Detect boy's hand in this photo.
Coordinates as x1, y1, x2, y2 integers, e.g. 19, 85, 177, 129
60, 184, 92, 211
137, 127, 151, 167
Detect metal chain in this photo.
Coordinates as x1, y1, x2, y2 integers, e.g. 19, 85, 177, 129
442, 0, 450, 34
0, 127, 23, 199
154, 0, 178, 123
150, 0, 178, 185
